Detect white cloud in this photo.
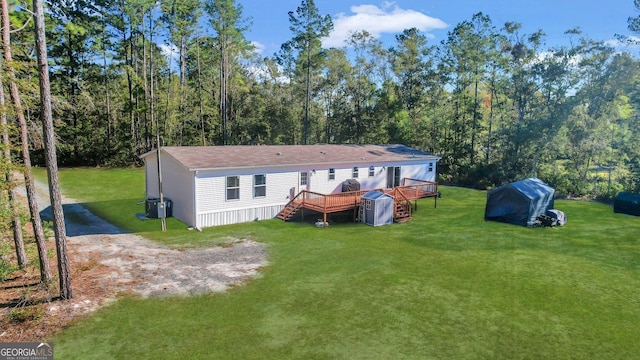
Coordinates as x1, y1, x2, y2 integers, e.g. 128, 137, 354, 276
246, 63, 290, 84
251, 41, 266, 55
159, 44, 180, 57
536, 51, 581, 68
604, 36, 640, 48
324, 2, 448, 48
159, 44, 180, 73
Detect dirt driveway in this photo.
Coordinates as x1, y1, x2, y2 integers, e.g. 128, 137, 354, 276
1, 175, 267, 340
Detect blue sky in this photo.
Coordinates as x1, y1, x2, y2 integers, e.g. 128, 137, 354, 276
238, 0, 640, 55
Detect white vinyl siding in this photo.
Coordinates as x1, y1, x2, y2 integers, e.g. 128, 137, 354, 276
143, 152, 196, 228
400, 163, 437, 183
308, 167, 363, 194
194, 169, 300, 227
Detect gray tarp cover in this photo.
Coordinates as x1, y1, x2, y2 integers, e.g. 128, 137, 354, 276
484, 178, 555, 226
342, 179, 360, 192
614, 192, 640, 216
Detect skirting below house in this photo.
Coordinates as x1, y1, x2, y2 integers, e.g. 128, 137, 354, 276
196, 204, 285, 228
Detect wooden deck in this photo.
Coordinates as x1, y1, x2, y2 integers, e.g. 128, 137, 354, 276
277, 178, 438, 224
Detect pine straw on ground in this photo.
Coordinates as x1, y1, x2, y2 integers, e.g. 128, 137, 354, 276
2, 175, 267, 342
0, 244, 121, 342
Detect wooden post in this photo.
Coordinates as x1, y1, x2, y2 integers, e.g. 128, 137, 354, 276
434, 184, 438, 208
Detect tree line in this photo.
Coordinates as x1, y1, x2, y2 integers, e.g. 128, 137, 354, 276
4, 0, 640, 197
2, 0, 640, 300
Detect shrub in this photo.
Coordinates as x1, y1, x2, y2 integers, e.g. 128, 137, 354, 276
8, 306, 45, 323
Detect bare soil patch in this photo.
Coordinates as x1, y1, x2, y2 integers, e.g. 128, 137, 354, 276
0, 176, 267, 342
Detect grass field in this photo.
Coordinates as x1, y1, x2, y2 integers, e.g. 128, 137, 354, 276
46, 168, 640, 359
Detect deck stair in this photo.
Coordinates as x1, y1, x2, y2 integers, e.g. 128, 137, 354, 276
394, 201, 412, 222
277, 192, 304, 220
392, 188, 412, 223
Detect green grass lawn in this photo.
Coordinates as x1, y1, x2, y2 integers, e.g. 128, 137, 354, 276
47, 168, 640, 359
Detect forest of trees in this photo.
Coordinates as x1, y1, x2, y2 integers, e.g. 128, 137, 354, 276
3, 0, 640, 200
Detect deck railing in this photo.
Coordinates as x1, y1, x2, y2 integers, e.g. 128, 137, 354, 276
278, 178, 439, 223
398, 178, 438, 201
300, 189, 370, 213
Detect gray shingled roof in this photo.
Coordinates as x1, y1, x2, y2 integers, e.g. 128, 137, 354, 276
152, 144, 438, 171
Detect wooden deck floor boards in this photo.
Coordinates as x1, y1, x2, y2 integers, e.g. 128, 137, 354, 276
278, 179, 438, 223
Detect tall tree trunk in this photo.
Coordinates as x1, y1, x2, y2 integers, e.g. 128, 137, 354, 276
125, 30, 137, 161
102, 23, 113, 155
33, 0, 72, 298
471, 73, 479, 167
220, 40, 228, 145
0, 58, 26, 269
66, 29, 79, 163
196, 33, 206, 145
2, 0, 51, 280
180, 36, 186, 87
304, 45, 311, 145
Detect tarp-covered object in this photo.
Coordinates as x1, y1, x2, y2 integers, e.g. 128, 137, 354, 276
342, 179, 360, 192
484, 178, 555, 227
546, 209, 567, 226
535, 209, 567, 227
614, 192, 640, 216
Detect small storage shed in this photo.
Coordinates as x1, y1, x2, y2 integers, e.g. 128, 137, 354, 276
484, 178, 555, 227
361, 191, 394, 226
614, 192, 640, 216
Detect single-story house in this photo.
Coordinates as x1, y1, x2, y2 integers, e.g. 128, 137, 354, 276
141, 144, 440, 228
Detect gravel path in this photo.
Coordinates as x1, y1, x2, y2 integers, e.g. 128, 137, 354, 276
16, 174, 268, 299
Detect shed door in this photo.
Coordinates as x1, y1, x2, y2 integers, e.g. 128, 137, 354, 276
386, 166, 401, 188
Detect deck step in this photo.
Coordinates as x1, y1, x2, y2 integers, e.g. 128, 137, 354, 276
395, 216, 413, 223
394, 199, 412, 222
277, 201, 301, 221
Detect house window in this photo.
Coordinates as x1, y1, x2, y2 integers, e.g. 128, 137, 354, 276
352, 167, 359, 178
254, 174, 266, 198
300, 172, 308, 186
368, 166, 375, 177
366, 199, 372, 210
429, 162, 433, 172
226, 176, 240, 200
329, 168, 335, 180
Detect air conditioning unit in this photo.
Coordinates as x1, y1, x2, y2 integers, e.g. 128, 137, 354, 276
145, 198, 173, 218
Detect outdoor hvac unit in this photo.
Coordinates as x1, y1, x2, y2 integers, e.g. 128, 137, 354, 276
145, 198, 173, 218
